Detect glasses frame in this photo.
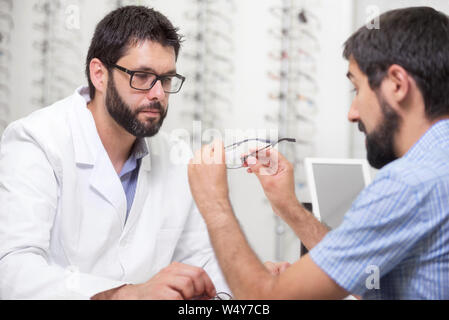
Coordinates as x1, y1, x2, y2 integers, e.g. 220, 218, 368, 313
113, 64, 186, 94
225, 138, 297, 169
212, 292, 233, 300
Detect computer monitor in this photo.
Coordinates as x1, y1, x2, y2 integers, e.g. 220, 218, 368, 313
304, 158, 372, 230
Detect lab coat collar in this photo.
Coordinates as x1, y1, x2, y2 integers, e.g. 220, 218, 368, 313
70, 86, 99, 166
69, 86, 153, 172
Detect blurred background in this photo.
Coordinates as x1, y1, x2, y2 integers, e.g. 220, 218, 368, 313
1, 0, 448, 263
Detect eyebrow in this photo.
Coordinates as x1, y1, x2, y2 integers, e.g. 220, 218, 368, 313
137, 66, 177, 75
346, 71, 354, 80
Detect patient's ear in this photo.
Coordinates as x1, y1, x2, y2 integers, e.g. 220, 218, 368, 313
384, 64, 410, 104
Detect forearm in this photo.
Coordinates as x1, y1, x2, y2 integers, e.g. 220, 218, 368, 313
203, 201, 276, 299
273, 200, 330, 251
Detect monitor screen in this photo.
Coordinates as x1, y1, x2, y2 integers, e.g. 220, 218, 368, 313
305, 159, 371, 230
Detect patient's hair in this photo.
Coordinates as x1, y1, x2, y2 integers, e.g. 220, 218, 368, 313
85, 6, 183, 99
344, 7, 449, 120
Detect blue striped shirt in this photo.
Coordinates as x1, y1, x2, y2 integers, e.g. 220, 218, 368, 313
310, 120, 449, 299
119, 138, 148, 223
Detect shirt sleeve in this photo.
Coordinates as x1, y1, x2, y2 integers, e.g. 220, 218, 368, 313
309, 172, 432, 296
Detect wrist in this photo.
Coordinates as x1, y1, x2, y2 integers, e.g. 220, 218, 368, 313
271, 196, 301, 217
279, 200, 311, 226
201, 200, 236, 229
92, 284, 133, 300
198, 197, 232, 217
112, 284, 135, 300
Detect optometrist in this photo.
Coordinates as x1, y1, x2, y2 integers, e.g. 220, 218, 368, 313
0, 6, 227, 300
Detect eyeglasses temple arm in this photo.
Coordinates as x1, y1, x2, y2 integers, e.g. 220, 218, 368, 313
240, 138, 297, 162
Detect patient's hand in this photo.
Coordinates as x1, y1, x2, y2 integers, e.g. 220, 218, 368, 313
244, 149, 299, 216
263, 261, 291, 276
188, 140, 231, 218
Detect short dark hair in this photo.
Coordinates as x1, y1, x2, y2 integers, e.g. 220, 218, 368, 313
85, 6, 183, 99
343, 7, 449, 120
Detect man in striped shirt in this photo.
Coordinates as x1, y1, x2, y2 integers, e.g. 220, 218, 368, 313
187, 6, 449, 299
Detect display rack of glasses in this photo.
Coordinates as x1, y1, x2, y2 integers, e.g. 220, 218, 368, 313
32, 0, 84, 108
0, 0, 13, 134
181, 0, 235, 131
267, 0, 321, 261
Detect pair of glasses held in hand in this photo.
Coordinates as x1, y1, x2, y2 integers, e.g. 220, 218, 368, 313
224, 138, 297, 169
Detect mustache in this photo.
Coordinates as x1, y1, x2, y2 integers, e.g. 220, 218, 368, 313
136, 102, 164, 113
358, 121, 366, 133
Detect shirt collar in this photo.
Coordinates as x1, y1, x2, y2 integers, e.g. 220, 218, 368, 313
405, 119, 449, 159
119, 139, 149, 177
132, 137, 149, 160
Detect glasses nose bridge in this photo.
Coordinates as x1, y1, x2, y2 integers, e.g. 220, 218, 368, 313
151, 75, 162, 88
146, 76, 165, 98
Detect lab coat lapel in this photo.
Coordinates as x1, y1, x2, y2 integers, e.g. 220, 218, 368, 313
143, 136, 172, 233
69, 94, 127, 223
89, 152, 127, 215
123, 136, 165, 236
122, 141, 152, 233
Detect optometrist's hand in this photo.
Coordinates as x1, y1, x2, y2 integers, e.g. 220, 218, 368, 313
244, 148, 299, 217
188, 140, 231, 217
264, 261, 291, 276
91, 262, 216, 300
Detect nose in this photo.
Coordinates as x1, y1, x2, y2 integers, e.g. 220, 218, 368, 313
347, 101, 360, 123
146, 79, 166, 101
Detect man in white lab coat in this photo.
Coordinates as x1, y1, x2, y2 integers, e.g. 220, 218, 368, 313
0, 6, 227, 300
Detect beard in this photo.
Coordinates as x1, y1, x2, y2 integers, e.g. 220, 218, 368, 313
105, 76, 168, 138
359, 93, 400, 170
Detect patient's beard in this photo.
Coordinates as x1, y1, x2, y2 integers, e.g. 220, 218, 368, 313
362, 93, 400, 169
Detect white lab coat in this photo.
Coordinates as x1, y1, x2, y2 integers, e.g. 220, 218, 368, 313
0, 87, 228, 299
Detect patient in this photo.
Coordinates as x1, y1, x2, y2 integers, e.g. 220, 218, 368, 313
188, 6, 449, 299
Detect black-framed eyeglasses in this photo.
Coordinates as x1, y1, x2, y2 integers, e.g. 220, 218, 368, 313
113, 64, 186, 94
225, 138, 297, 169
